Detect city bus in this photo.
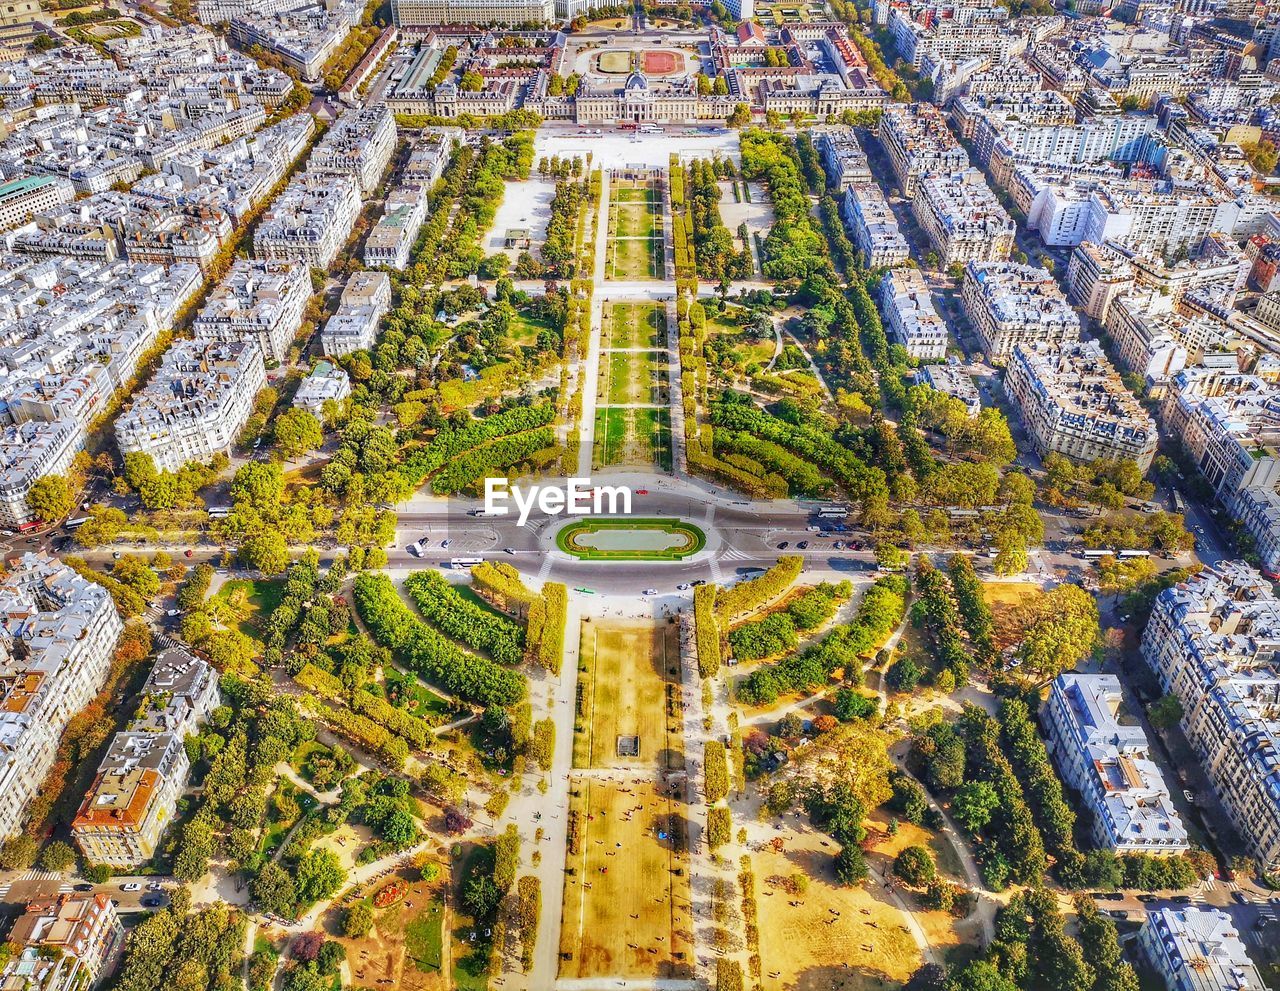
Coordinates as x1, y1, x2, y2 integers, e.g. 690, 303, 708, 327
17, 520, 42, 534
64, 517, 90, 530
816, 504, 849, 519
208, 506, 231, 519
1081, 549, 1114, 560
1172, 490, 1186, 514
1117, 549, 1151, 560
449, 557, 483, 568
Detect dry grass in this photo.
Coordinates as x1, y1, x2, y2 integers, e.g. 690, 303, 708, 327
754, 833, 922, 991
575, 619, 683, 769
335, 871, 449, 991
983, 581, 1045, 654
558, 779, 693, 979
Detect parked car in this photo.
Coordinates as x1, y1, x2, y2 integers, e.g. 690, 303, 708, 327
73, 883, 94, 892
120, 883, 141, 892
1172, 895, 1194, 904
642, 588, 657, 596
140, 895, 166, 908
1137, 894, 1159, 903
1232, 891, 1250, 905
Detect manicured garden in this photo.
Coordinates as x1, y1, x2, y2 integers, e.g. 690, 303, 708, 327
555, 518, 705, 560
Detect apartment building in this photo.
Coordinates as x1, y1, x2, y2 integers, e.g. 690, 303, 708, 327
0, 895, 123, 991
879, 267, 947, 359
403, 129, 460, 185
1104, 293, 1190, 386
114, 339, 267, 472
193, 258, 310, 366
973, 114, 1158, 168
911, 169, 1015, 267
817, 127, 872, 188
309, 106, 397, 196
0, 416, 85, 529
841, 183, 909, 269
1006, 339, 1157, 470
321, 271, 391, 357
391, 0, 554, 26
920, 363, 980, 414
877, 103, 968, 197
0, 554, 123, 842
254, 172, 361, 269
293, 361, 351, 413
961, 261, 1080, 361
0, 176, 75, 234
1042, 673, 1187, 855
72, 648, 217, 867
1139, 907, 1266, 991
365, 184, 428, 270
1143, 562, 1280, 868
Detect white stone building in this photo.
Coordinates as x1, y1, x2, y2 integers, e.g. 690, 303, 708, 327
879, 267, 947, 359
1139, 907, 1266, 991
192, 258, 310, 366
0, 554, 123, 842
321, 270, 390, 357
961, 261, 1080, 361
911, 169, 1015, 267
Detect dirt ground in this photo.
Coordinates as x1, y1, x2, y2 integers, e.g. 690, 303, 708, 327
558, 777, 693, 980
575, 619, 683, 769
754, 831, 925, 991
336, 872, 450, 991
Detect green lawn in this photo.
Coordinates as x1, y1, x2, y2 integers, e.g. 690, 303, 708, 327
211, 578, 284, 639
609, 302, 665, 348
606, 353, 634, 405
508, 311, 553, 347
614, 203, 658, 239
634, 407, 673, 472
593, 407, 629, 467
405, 898, 445, 973
609, 235, 663, 280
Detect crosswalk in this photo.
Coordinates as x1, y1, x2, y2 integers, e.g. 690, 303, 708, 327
0, 870, 73, 902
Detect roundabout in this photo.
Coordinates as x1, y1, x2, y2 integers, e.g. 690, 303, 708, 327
555, 517, 706, 561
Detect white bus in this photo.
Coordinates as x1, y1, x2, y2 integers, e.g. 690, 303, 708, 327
817, 504, 849, 519
208, 506, 231, 519
1081, 549, 1113, 560
450, 556, 483, 568
1117, 549, 1151, 560
64, 517, 90, 530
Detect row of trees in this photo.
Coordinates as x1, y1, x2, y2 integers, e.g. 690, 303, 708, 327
686, 158, 753, 283
736, 574, 908, 706
727, 580, 852, 660
353, 573, 527, 707
739, 130, 831, 282
404, 570, 526, 665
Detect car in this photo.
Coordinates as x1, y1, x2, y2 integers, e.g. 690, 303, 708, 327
441, 539, 451, 549
1183, 789, 1195, 803
797, 541, 809, 549
1137, 894, 1159, 903
503, 547, 515, 555
690, 579, 707, 586
140, 896, 166, 908
778, 541, 789, 549
166, 609, 180, 617
1093, 892, 1124, 901
676, 583, 691, 590
642, 588, 657, 595
1172, 895, 1194, 904
146, 882, 164, 891
1232, 891, 1250, 905
0, 530, 11, 536
806, 525, 820, 532
1107, 910, 1129, 919
121, 883, 141, 892
73, 883, 94, 892
112, 551, 121, 559
834, 541, 846, 550
636, 488, 649, 495
184, 549, 193, 558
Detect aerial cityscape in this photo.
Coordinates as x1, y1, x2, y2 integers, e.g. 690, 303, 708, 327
5, 0, 1280, 987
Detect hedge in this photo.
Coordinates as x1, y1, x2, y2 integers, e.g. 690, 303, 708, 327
716, 556, 803, 623
404, 570, 525, 665
694, 584, 721, 678
704, 740, 730, 803
353, 573, 526, 707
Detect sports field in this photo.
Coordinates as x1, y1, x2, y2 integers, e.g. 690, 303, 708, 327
608, 180, 664, 280
574, 619, 683, 769
558, 778, 693, 979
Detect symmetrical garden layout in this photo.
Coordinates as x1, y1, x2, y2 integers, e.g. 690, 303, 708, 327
593, 302, 674, 471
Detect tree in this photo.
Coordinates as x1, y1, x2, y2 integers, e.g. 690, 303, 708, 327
1148, 693, 1183, 729
274, 409, 323, 461
296, 849, 346, 904
893, 845, 936, 887
1016, 584, 1100, 681
886, 656, 922, 692
943, 961, 1018, 991
444, 807, 473, 834
464, 875, 502, 918
251, 862, 297, 917
242, 531, 289, 576
39, 840, 76, 872
0, 835, 38, 870
834, 844, 868, 886
343, 901, 374, 938
26, 474, 74, 523
951, 781, 999, 834
727, 103, 751, 127
834, 686, 877, 721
